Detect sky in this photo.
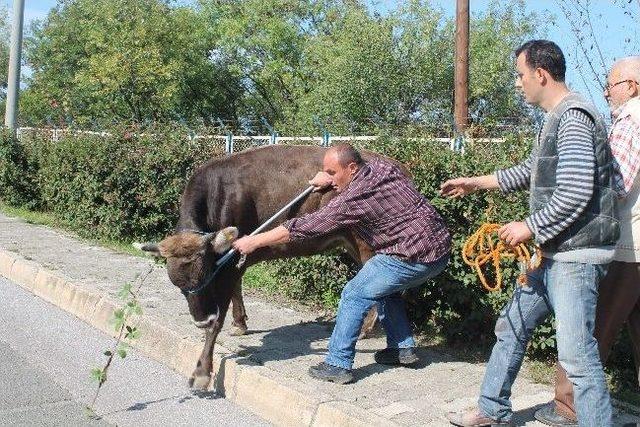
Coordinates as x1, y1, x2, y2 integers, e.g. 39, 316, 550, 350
4, 0, 640, 115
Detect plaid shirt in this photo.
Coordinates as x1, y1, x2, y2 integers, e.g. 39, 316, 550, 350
610, 98, 640, 197
282, 157, 451, 263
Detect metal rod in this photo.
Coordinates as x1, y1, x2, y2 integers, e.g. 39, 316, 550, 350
215, 185, 315, 267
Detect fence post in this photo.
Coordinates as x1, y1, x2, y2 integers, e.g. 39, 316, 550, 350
313, 115, 331, 147
452, 132, 465, 153
261, 117, 278, 145
217, 118, 234, 154
225, 133, 233, 154
323, 130, 330, 147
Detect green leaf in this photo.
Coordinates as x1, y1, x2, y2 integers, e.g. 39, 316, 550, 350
90, 368, 106, 383
118, 283, 133, 300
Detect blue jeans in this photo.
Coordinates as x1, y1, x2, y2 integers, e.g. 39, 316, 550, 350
478, 259, 612, 427
325, 253, 449, 370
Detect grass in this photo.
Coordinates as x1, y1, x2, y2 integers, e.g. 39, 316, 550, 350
526, 359, 556, 385
242, 263, 281, 293
0, 202, 143, 257
242, 262, 337, 317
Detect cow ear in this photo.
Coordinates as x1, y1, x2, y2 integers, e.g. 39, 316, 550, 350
133, 242, 164, 258
212, 227, 239, 253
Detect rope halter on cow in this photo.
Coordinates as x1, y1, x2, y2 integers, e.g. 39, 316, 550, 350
178, 185, 316, 296
462, 223, 542, 292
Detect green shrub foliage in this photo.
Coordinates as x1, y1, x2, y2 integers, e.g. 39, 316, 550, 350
6, 125, 225, 241
0, 129, 607, 361
0, 131, 40, 209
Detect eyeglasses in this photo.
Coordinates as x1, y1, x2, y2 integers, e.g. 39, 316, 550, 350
604, 79, 638, 92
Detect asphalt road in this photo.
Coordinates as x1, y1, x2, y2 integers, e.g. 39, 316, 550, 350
0, 276, 270, 426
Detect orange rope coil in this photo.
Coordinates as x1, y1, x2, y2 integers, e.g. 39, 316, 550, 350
462, 223, 542, 292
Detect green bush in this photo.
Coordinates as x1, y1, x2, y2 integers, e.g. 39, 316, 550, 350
2, 127, 634, 389
3, 125, 225, 241
0, 130, 40, 209
367, 134, 536, 346
270, 251, 360, 309
0, 129, 567, 355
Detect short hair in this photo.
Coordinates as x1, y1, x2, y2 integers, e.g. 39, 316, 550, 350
515, 40, 566, 82
328, 142, 364, 168
613, 56, 640, 83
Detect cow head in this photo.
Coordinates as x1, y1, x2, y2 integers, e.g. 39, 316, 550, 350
136, 227, 239, 329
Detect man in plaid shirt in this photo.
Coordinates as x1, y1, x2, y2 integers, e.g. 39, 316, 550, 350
535, 56, 640, 426
233, 142, 451, 384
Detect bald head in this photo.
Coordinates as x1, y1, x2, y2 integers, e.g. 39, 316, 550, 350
322, 143, 364, 193
611, 56, 640, 83
326, 142, 365, 168
605, 56, 640, 112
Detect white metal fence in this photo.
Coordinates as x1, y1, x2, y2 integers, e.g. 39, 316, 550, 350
16, 127, 503, 153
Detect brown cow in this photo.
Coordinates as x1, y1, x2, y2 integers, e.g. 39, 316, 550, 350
139, 144, 407, 390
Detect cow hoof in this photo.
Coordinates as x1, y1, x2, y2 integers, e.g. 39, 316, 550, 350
189, 374, 211, 391
358, 329, 375, 339
229, 325, 248, 336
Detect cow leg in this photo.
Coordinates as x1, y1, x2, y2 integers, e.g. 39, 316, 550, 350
230, 280, 248, 336
189, 306, 229, 391
359, 305, 380, 338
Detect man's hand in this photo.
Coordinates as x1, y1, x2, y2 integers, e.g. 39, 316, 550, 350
232, 236, 260, 255
440, 177, 479, 198
231, 226, 291, 255
309, 171, 332, 192
498, 221, 533, 246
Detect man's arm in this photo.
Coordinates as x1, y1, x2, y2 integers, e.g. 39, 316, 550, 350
439, 154, 533, 198
495, 154, 533, 193
233, 170, 338, 254
439, 174, 499, 197
233, 225, 290, 254
233, 200, 360, 254
440, 172, 534, 245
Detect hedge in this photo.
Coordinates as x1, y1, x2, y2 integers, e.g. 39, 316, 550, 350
0, 126, 635, 391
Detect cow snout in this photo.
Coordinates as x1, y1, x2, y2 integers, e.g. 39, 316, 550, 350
192, 306, 220, 329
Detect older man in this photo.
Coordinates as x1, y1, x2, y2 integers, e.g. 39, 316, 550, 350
534, 56, 640, 427
232, 142, 451, 384
442, 40, 619, 427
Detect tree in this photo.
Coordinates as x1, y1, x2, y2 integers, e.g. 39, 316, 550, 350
0, 6, 10, 92
554, 0, 640, 106
0, 5, 12, 121
199, 0, 333, 133
21, 0, 242, 127
278, 1, 453, 134
467, 0, 541, 129
282, 0, 540, 134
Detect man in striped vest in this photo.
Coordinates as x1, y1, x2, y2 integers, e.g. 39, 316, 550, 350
441, 40, 619, 427
534, 56, 640, 427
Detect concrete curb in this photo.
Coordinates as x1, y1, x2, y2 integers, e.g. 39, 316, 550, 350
0, 248, 399, 427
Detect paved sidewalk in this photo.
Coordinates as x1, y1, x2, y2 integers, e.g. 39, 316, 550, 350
0, 212, 638, 426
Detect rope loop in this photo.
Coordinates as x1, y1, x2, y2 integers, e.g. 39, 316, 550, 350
462, 223, 542, 292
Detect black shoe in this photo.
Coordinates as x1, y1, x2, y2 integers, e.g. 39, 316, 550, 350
533, 402, 577, 426
308, 362, 353, 384
374, 347, 419, 366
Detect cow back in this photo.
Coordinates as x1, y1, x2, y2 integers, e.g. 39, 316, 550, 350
176, 145, 399, 237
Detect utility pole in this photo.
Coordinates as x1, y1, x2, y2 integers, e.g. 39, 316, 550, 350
5, 0, 25, 135
454, 0, 469, 144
